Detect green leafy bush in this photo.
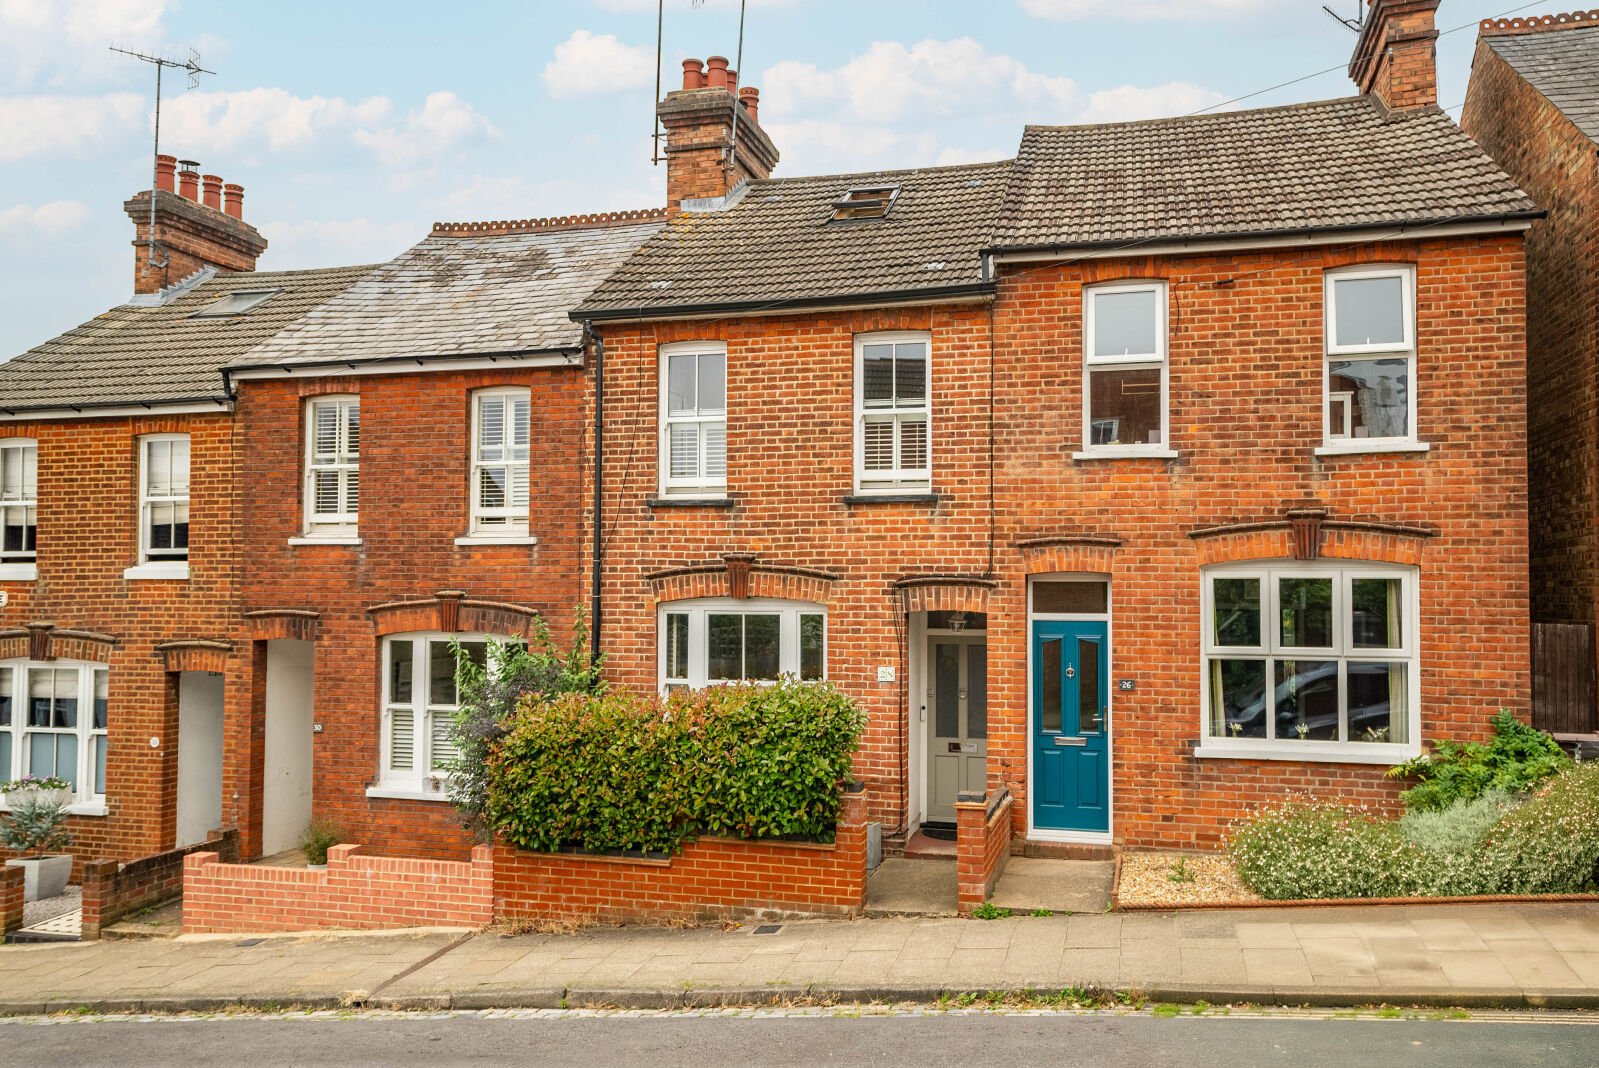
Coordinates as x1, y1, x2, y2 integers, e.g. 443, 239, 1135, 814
298, 817, 341, 866
1228, 802, 1434, 900
1398, 789, 1519, 855
0, 796, 72, 858
1472, 764, 1599, 895
487, 678, 866, 855
1385, 710, 1570, 812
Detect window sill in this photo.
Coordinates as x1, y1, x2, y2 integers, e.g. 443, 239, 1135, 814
1314, 441, 1431, 457
454, 535, 538, 546
1072, 449, 1180, 461
288, 536, 362, 547
0, 800, 106, 817
364, 784, 451, 803
842, 492, 940, 505
1193, 743, 1419, 766
123, 562, 189, 580
646, 497, 736, 509
0, 563, 37, 582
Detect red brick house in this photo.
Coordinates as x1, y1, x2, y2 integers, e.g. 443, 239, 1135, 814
1461, 9, 1599, 738
576, 0, 1539, 854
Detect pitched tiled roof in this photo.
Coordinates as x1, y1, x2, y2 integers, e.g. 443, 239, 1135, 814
239, 216, 665, 369
1487, 25, 1599, 142
0, 264, 378, 413
990, 96, 1538, 252
573, 160, 1012, 320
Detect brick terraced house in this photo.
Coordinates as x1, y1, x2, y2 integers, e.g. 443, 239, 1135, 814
576, 0, 1541, 858
1462, 9, 1599, 738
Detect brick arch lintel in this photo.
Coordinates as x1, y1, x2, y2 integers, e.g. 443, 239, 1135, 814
1016, 535, 1121, 577
156, 639, 233, 674
1189, 518, 1434, 567
647, 559, 840, 606
244, 608, 322, 642
366, 591, 542, 638
892, 575, 996, 616
0, 623, 118, 663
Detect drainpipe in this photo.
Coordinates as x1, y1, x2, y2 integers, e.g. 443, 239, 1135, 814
584, 321, 604, 674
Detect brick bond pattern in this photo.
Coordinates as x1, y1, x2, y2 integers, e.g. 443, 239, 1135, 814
955, 789, 1014, 914
590, 235, 1530, 851
0, 864, 21, 935
494, 790, 869, 925
80, 829, 239, 940
181, 843, 494, 934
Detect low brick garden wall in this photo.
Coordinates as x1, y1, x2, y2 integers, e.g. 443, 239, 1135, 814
955, 788, 1013, 914
80, 829, 240, 939
1, 864, 22, 936
495, 787, 869, 925
182, 843, 493, 934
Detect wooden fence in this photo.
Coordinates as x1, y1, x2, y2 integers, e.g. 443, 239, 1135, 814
1532, 622, 1596, 735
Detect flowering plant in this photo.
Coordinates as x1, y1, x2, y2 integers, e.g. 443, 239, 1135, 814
0, 776, 72, 794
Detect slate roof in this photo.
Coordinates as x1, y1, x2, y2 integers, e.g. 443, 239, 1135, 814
0, 264, 378, 413
239, 217, 665, 369
1486, 25, 1599, 143
989, 96, 1539, 252
573, 160, 1012, 320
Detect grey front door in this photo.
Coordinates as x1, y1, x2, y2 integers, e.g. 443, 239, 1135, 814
926, 637, 988, 823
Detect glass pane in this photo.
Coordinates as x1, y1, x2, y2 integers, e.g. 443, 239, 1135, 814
170, 437, 190, 495
698, 354, 725, 413
431, 713, 460, 770
52, 669, 74, 728
703, 423, 726, 480
2, 448, 21, 500
93, 670, 107, 730
0, 735, 10, 786
1208, 659, 1267, 739
149, 502, 174, 549
799, 614, 824, 680
934, 643, 959, 737
1279, 577, 1333, 648
429, 642, 457, 706
1092, 289, 1158, 358
0, 667, 10, 725
94, 735, 107, 795
744, 615, 780, 680
1333, 275, 1405, 348
21, 447, 33, 498
862, 347, 894, 406
173, 502, 189, 549
707, 615, 742, 680
1077, 638, 1102, 734
894, 352, 925, 406
1089, 367, 1162, 446
27, 669, 50, 727
1033, 581, 1107, 614
928, 611, 986, 631
146, 440, 171, 496
1352, 578, 1404, 649
862, 419, 894, 471
1213, 578, 1262, 647
967, 644, 987, 740
898, 416, 928, 471
1040, 637, 1062, 733
478, 396, 506, 452
667, 354, 697, 416
478, 466, 507, 509
346, 468, 359, 513
313, 403, 339, 459
1275, 660, 1339, 741
510, 398, 530, 455
665, 614, 689, 680
3, 507, 25, 552
1328, 358, 1408, 439
389, 640, 414, 704
30, 733, 76, 790
1349, 661, 1408, 744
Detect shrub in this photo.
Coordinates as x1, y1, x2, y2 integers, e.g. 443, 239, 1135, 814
487, 678, 866, 855
0, 796, 72, 858
298, 818, 341, 866
1228, 802, 1432, 900
1473, 764, 1599, 895
1385, 710, 1570, 812
1398, 789, 1520, 855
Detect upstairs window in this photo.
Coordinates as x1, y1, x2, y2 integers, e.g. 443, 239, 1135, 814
305, 397, 359, 536
471, 390, 531, 533
1082, 282, 1168, 455
139, 435, 189, 563
830, 186, 900, 221
856, 332, 930, 492
0, 440, 37, 565
660, 343, 727, 496
1324, 266, 1415, 447
660, 598, 826, 691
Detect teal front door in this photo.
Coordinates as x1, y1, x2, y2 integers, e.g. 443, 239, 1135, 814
1032, 621, 1110, 833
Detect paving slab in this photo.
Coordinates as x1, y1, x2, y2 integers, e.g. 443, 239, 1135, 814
866, 858, 957, 916
988, 857, 1114, 915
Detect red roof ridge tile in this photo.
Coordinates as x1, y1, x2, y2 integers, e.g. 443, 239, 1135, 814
1481, 9, 1599, 36
430, 208, 668, 237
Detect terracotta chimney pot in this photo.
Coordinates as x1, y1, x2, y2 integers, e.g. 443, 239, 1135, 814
705, 55, 729, 89
177, 166, 200, 201
223, 183, 245, 219
726, 68, 737, 94
155, 155, 177, 193
201, 174, 224, 211
739, 87, 760, 124
681, 58, 705, 90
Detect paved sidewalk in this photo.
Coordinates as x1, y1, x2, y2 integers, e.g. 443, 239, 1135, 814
2, 902, 1598, 1013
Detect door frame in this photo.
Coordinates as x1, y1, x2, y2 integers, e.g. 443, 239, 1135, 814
1026, 573, 1115, 844
922, 628, 989, 825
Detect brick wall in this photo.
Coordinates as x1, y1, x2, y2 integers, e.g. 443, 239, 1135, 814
181, 842, 493, 934
494, 789, 868, 924
80, 828, 239, 939
1461, 40, 1599, 641
955, 788, 1012, 914
1, 863, 21, 935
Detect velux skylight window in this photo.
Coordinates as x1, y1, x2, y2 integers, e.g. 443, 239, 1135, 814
830, 186, 899, 221
191, 289, 279, 318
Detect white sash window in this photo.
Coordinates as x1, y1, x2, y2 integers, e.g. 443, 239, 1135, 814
377, 633, 509, 799
855, 332, 930, 492
1322, 266, 1418, 452
660, 343, 727, 496
139, 434, 190, 562
0, 440, 37, 575
472, 390, 531, 533
305, 397, 359, 535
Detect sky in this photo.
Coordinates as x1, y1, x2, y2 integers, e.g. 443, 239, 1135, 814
0, 0, 1550, 357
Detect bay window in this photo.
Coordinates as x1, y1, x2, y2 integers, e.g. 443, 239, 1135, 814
856, 332, 930, 492
660, 343, 727, 496
1081, 282, 1168, 456
1323, 266, 1418, 450
659, 599, 826, 691
0, 661, 108, 807
1200, 563, 1418, 762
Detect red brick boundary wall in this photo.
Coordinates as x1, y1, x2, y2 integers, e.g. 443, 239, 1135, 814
955, 788, 1013, 914
1, 864, 22, 936
495, 788, 868, 925
81, 829, 240, 939
182, 843, 493, 934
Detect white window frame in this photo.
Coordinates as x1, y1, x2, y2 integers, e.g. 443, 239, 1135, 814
303, 396, 360, 538
1078, 281, 1172, 459
853, 330, 932, 493
659, 341, 728, 497
1197, 561, 1421, 764
0, 660, 109, 814
469, 388, 532, 536
125, 433, 191, 580
657, 598, 827, 691
1319, 265, 1425, 455
371, 631, 512, 801
0, 438, 37, 581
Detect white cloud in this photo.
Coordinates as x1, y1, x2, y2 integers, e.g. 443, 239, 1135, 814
257, 218, 419, 271
543, 30, 655, 98
935, 145, 1010, 166
163, 88, 391, 154
1077, 81, 1229, 123
1018, 0, 1278, 19
1, 0, 169, 88
0, 200, 91, 235
761, 119, 940, 174
0, 93, 144, 161
353, 91, 501, 167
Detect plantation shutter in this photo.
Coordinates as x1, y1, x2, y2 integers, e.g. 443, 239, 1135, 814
390, 708, 413, 770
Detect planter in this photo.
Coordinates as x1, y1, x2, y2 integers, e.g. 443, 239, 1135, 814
2, 787, 72, 810
5, 854, 72, 901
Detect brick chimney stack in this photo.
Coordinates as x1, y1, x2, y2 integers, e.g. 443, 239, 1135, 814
658, 55, 780, 216
1349, 0, 1441, 110
124, 154, 268, 294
